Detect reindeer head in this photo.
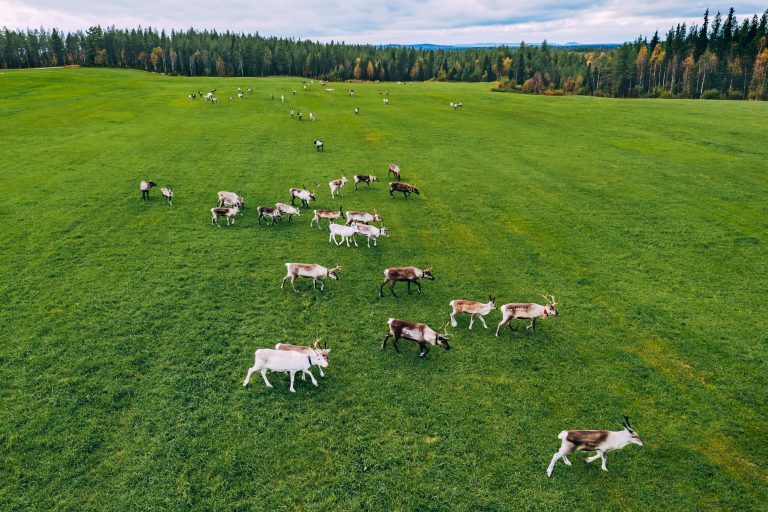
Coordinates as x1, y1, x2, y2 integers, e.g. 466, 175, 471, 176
371, 175, 379, 182
412, 185, 420, 195
341, 176, 348, 185
327, 265, 341, 280
147, 181, 157, 188
422, 268, 434, 280
373, 208, 381, 222
436, 322, 451, 350
540, 293, 559, 316
312, 338, 330, 363
379, 225, 389, 237
488, 296, 497, 309
622, 416, 644, 446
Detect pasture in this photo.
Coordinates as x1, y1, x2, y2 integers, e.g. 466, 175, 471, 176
0, 67, 766, 511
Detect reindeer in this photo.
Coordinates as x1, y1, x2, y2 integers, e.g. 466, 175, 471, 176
160, 186, 173, 205
329, 176, 348, 198
310, 206, 344, 229
275, 339, 330, 377
355, 224, 388, 247
381, 318, 451, 358
546, 416, 644, 478
290, 186, 317, 208
495, 294, 559, 336
140, 180, 157, 200
345, 209, 381, 226
257, 205, 282, 226
353, 174, 378, 189
389, 182, 419, 199
387, 164, 401, 180
449, 296, 496, 329
281, 263, 340, 292
380, 267, 434, 297
313, 139, 324, 151
275, 202, 301, 223
211, 206, 239, 226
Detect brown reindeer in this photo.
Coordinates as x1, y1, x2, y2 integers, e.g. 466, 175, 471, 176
380, 267, 434, 297
381, 318, 450, 358
495, 294, 559, 335
389, 182, 419, 199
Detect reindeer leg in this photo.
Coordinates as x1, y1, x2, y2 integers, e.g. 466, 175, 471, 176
562, 455, 572, 466
280, 275, 289, 289
289, 371, 296, 392
381, 333, 391, 350
599, 451, 608, 471
305, 369, 318, 387
312, 278, 317, 289
392, 337, 401, 355
547, 449, 570, 477
291, 276, 298, 293
389, 281, 398, 297
317, 366, 324, 377
407, 281, 412, 294
419, 344, 429, 358
469, 315, 475, 329
479, 315, 489, 329
260, 368, 273, 388
450, 311, 457, 327
416, 280, 422, 293
243, 366, 256, 386
586, 452, 601, 463
495, 317, 507, 336
379, 280, 388, 297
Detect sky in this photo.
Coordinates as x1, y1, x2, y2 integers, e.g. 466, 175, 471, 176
1, 1, 766, 45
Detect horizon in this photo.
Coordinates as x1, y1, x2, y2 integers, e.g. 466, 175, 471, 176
2, 1, 767, 46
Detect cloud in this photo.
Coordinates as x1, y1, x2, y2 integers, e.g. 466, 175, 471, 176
1, 1, 766, 44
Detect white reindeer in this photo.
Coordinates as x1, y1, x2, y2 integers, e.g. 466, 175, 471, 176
243, 348, 328, 393
355, 224, 389, 247
161, 186, 173, 205
281, 263, 340, 292
329, 223, 359, 247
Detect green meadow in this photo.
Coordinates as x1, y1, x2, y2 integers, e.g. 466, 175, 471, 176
0, 67, 766, 511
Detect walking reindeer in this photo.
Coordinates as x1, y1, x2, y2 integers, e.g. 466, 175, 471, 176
495, 293, 559, 335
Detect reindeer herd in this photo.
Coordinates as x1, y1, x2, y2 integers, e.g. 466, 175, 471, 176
143, 80, 645, 478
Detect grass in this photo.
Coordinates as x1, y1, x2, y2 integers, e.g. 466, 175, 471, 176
0, 67, 766, 511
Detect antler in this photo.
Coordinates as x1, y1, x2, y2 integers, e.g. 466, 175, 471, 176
312, 337, 322, 349
622, 415, 632, 429
540, 292, 557, 305
441, 322, 451, 338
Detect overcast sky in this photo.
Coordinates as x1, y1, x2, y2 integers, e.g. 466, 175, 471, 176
1, 1, 766, 44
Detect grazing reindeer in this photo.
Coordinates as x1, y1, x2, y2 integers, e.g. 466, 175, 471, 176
311, 206, 344, 229
380, 267, 434, 297
381, 318, 451, 358
547, 416, 644, 478
354, 107, 360, 114
388, 164, 401, 180
281, 263, 340, 292
275, 339, 330, 377
275, 202, 301, 223
353, 174, 378, 189
140, 180, 157, 200
211, 206, 239, 226
345, 209, 381, 226
290, 187, 317, 208
218, 191, 245, 210
389, 182, 419, 199
161, 186, 173, 205
309, 112, 317, 121
449, 296, 496, 329
313, 139, 324, 151
355, 224, 388, 247
495, 293, 559, 336
329, 176, 348, 198
243, 348, 328, 393
257, 205, 282, 226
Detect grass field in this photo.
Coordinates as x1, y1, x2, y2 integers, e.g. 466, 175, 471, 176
0, 67, 766, 511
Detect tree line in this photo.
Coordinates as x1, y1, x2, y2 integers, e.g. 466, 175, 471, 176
1, 8, 767, 99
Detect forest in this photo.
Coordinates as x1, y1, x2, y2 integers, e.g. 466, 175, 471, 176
2, 8, 767, 99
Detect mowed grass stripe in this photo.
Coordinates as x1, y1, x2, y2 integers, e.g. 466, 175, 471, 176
1, 68, 766, 511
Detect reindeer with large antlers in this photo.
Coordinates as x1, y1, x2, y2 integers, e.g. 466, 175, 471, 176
381, 319, 451, 358
495, 293, 559, 336
546, 416, 644, 477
